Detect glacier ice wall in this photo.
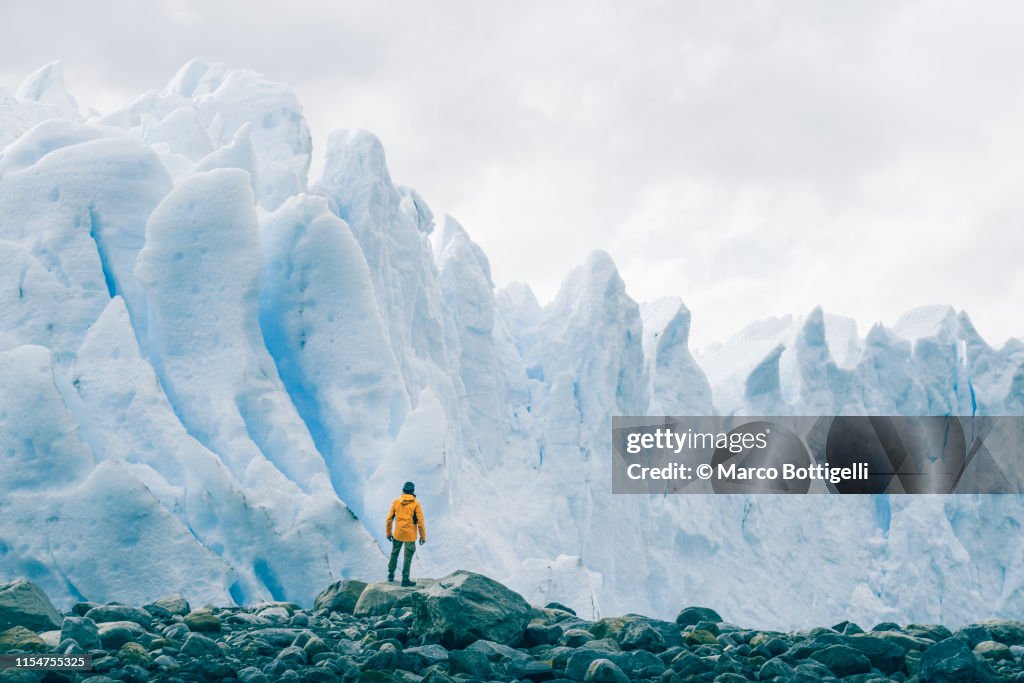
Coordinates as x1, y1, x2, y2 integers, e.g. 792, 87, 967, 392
2, 60, 1024, 630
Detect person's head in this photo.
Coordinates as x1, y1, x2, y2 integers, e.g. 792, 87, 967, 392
402, 481, 415, 495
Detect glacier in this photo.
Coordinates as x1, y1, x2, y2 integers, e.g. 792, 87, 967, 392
1, 59, 1024, 632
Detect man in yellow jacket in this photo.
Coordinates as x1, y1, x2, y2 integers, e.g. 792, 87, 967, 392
386, 481, 426, 586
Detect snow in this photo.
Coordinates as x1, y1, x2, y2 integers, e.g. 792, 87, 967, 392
1, 59, 1023, 630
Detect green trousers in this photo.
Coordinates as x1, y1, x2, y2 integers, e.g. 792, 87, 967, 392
388, 539, 416, 579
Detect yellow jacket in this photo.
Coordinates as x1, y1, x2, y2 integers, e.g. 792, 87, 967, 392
386, 493, 426, 542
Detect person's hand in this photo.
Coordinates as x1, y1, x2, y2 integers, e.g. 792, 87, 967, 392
386, 535, 393, 542
419, 539, 425, 545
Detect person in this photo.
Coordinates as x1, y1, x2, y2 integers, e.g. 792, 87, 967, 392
385, 481, 426, 586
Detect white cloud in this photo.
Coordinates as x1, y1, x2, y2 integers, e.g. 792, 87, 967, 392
2, 0, 1022, 349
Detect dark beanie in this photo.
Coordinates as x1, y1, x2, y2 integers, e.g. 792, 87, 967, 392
403, 481, 415, 494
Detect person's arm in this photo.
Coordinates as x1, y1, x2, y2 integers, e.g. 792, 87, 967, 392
386, 502, 395, 540
416, 501, 426, 543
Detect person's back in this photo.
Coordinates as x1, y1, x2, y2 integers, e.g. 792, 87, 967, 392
385, 481, 426, 586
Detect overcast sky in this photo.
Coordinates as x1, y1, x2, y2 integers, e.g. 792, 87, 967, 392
2, 0, 1022, 349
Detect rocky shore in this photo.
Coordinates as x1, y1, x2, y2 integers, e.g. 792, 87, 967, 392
0, 572, 1021, 682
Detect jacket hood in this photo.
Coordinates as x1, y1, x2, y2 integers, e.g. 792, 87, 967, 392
399, 493, 416, 503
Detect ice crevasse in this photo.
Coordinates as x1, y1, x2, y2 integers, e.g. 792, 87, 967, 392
1, 59, 1024, 630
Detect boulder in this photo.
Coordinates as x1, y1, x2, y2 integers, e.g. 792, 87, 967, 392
402, 643, 449, 668
565, 649, 630, 680
623, 650, 666, 678
410, 571, 532, 648
684, 629, 719, 646
789, 632, 905, 674
507, 659, 556, 681
584, 658, 629, 683
151, 595, 191, 616
675, 606, 722, 629
919, 637, 996, 683
117, 641, 151, 667
618, 620, 665, 651
563, 628, 596, 647
525, 621, 563, 646
545, 602, 577, 615
809, 644, 872, 677
907, 624, 954, 642
60, 616, 100, 650
448, 648, 493, 678
980, 620, 1024, 646
974, 640, 1013, 661
465, 639, 531, 663
354, 579, 437, 618
183, 609, 221, 632
0, 580, 62, 632
181, 632, 222, 658
590, 615, 682, 648
97, 620, 146, 649
85, 604, 153, 629
0, 626, 48, 652
314, 579, 368, 614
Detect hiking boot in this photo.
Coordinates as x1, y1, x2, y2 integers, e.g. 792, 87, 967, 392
387, 573, 395, 582
401, 578, 416, 587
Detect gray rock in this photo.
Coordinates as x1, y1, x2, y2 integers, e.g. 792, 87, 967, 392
142, 602, 172, 621
508, 659, 557, 681
117, 641, 151, 667
583, 658, 629, 683
303, 634, 331, 658
314, 579, 369, 614
0, 580, 61, 632
162, 622, 191, 641
580, 637, 620, 651
60, 615, 100, 650
153, 654, 180, 670
253, 627, 310, 647
562, 628, 596, 647
271, 644, 308, 674
526, 621, 563, 646
832, 620, 864, 635
623, 649, 666, 678
364, 642, 399, 671
354, 579, 438, 618
84, 604, 153, 629
183, 608, 221, 632
565, 649, 630, 681
0, 625, 47, 652
789, 633, 905, 674
71, 601, 100, 617
920, 637, 997, 683
907, 624, 954, 642
96, 620, 145, 649
181, 632, 222, 658
545, 602, 577, 615
809, 644, 872, 677
466, 638, 531, 663
618, 620, 665, 652
410, 571, 532, 648
152, 594, 191, 616
670, 652, 713, 677
975, 640, 1013, 660
238, 666, 272, 683
675, 606, 722, 629
954, 624, 992, 649
448, 648, 493, 678
403, 643, 450, 668
759, 656, 796, 679
981, 620, 1024, 646
420, 669, 457, 683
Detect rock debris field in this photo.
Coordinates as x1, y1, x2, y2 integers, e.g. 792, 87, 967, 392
0, 571, 1021, 682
